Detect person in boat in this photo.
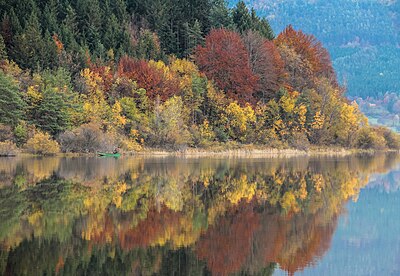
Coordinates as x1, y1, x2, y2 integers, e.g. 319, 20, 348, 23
113, 148, 119, 154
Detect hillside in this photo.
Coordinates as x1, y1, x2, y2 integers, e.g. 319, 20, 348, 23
0, 0, 399, 155
229, 0, 400, 98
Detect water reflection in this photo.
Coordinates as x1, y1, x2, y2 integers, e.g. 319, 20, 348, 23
0, 154, 399, 275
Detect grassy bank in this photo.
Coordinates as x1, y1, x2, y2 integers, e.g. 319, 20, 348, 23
8, 145, 399, 159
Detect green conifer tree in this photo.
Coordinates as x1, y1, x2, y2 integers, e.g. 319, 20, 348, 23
14, 11, 44, 70
32, 88, 70, 135
209, 0, 234, 29
232, 1, 252, 33
183, 20, 204, 57
0, 72, 25, 126
0, 34, 7, 60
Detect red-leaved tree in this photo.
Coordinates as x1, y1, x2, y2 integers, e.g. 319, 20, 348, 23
242, 30, 287, 102
194, 28, 258, 105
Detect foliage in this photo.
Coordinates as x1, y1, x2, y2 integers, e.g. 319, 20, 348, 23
13, 121, 29, 146
222, 102, 256, 142
356, 127, 387, 150
117, 57, 179, 101
58, 123, 116, 153
0, 71, 24, 126
195, 28, 258, 105
228, 0, 400, 98
0, 141, 18, 156
0, 0, 396, 152
0, 124, 13, 142
148, 96, 192, 148
25, 131, 60, 155
242, 30, 285, 102
276, 25, 335, 91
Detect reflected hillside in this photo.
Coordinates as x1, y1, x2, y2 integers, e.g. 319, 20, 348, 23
0, 154, 399, 275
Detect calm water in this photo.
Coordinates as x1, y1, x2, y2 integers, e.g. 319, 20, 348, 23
0, 154, 400, 276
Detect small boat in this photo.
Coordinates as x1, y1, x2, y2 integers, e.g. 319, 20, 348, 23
97, 152, 121, 158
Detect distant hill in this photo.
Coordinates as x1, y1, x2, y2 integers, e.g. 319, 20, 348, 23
229, 0, 400, 98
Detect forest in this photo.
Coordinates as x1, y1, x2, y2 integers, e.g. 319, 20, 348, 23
0, 0, 399, 155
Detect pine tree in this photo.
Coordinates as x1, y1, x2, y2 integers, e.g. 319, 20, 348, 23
183, 20, 204, 57
209, 0, 234, 29
9, 8, 22, 35
1, 14, 13, 49
32, 88, 70, 135
60, 5, 79, 51
232, 1, 252, 33
112, 0, 128, 23
0, 34, 7, 61
43, 0, 59, 34
14, 11, 44, 70
136, 30, 161, 60
0, 72, 25, 126
103, 14, 120, 51
256, 18, 275, 40
42, 29, 58, 68
76, 0, 102, 50
250, 9, 274, 40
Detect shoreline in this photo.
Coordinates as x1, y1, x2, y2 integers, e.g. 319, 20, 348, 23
8, 147, 400, 158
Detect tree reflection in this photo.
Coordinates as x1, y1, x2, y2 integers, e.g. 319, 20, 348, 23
0, 154, 399, 275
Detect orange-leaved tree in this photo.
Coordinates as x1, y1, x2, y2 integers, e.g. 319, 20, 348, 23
117, 56, 179, 101
275, 25, 336, 91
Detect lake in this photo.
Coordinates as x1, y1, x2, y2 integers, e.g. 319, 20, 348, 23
0, 154, 400, 275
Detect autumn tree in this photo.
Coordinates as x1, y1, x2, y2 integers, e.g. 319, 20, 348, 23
148, 96, 192, 147
194, 28, 258, 105
276, 25, 336, 91
117, 56, 179, 101
242, 30, 286, 102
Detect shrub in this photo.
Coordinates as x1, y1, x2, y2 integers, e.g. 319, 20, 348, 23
13, 121, 28, 146
383, 129, 400, 150
0, 124, 13, 142
356, 127, 386, 150
0, 141, 18, 156
118, 136, 142, 152
59, 122, 117, 153
288, 132, 310, 151
25, 131, 60, 155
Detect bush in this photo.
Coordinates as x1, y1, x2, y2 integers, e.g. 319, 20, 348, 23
383, 129, 400, 150
118, 136, 142, 152
0, 124, 13, 142
0, 141, 18, 156
288, 132, 310, 151
190, 120, 216, 147
59, 122, 117, 153
13, 121, 28, 146
25, 131, 60, 155
356, 127, 386, 150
